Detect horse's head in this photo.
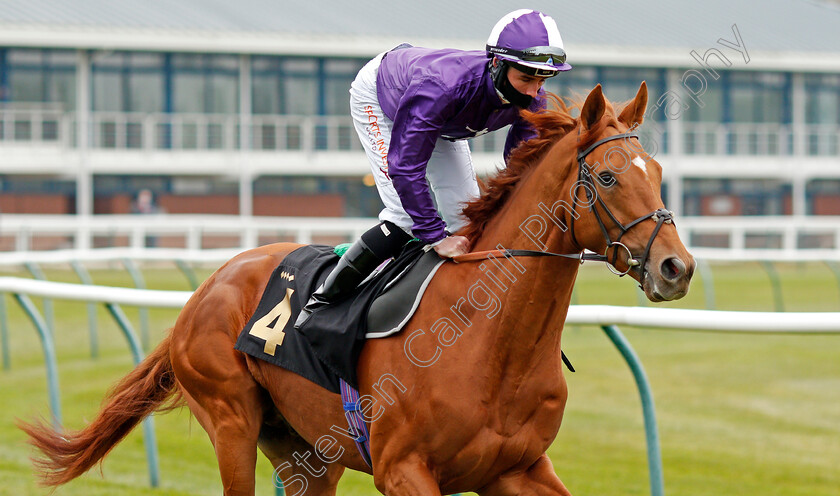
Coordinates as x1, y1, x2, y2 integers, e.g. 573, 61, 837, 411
569, 82, 694, 301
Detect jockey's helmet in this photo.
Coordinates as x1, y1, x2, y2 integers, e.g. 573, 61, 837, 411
486, 9, 572, 78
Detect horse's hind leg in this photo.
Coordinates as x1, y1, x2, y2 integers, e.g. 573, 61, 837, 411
171, 310, 267, 494
478, 454, 572, 496
257, 421, 345, 495
179, 386, 263, 495
376, 456, 443, 496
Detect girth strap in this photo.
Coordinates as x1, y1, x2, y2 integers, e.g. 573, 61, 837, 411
339, 379, 373, 468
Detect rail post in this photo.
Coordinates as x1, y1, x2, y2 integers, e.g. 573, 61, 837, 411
121, 258, 150, 350
695, 259, 716, 310
824, 261, 840, 308
175, 259, 201, 290
70, 260, 99, 359
24, 262, 54, 335
14, 293, 62, 428
601, 324, 664, 496
758, 261, 785, 312
1, 294, 9, 370
104, 302, 161, 488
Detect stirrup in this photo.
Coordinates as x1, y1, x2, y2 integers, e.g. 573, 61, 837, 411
294, 240, 383, 330
294, 290, 331, 329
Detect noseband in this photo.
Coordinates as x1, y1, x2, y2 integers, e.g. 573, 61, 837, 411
570, 132, 674, 284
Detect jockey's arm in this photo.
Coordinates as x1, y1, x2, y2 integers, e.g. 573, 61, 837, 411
388, 77, 461, 249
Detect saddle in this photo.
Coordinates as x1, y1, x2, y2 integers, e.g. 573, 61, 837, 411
234, 241, 444, 393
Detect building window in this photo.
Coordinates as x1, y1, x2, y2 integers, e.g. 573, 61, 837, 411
5, 49, 76, 110
599, 67, 665, 106
252, 56, 318, 115
805, 74, 840, 125
807, 178, 840, 215
324, 58, 364, 115
683, 178, 790, 216
172, 54, 238, 114
729, 71, 789, 123
91, 51, 164, 112
545, 65, 597, 99
804, 73, 840, 155
684, 72, 725, 123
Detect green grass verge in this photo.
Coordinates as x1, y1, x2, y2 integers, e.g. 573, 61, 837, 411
0, 261, 838, 495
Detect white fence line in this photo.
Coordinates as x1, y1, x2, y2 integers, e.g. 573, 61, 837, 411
2, 246, 840, 269
566, 305, 840, 333
2, 276, 840, 333
0, 277, 191, 308
0, 247, 243, 267
2, 214, 840, 261
0, 215, 375, 252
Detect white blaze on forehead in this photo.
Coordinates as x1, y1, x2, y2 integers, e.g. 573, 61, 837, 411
632, 155, 647, 175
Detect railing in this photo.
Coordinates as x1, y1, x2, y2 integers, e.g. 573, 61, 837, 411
681, 122, 797, 155
804, 124, 840, 156
3, 214, 840, 255
2, 107, 838, 156
0, 106, 68, 145
0, 108, 368, 153
0, 215, 375, 252
681, 215, 840, 253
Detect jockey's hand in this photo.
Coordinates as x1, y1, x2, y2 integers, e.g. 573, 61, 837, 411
432, 235, 470, 258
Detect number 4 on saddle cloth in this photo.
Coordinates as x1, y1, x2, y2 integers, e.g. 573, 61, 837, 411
234, 240, 444, 393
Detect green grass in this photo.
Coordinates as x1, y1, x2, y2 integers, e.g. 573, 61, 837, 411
1, 261, 839, 495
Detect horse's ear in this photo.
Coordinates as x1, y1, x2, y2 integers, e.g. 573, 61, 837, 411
618, 81, 648, 128
580, 84, 606, 131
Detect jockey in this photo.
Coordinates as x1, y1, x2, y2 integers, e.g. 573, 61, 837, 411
295, 9, 572, 329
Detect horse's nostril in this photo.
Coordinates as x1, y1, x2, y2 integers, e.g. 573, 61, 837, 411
660, 257, 685, 281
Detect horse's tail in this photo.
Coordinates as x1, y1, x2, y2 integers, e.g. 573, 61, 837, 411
18, 332, 183, 487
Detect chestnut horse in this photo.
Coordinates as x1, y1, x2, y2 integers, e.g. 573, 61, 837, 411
21, 82, 693, 495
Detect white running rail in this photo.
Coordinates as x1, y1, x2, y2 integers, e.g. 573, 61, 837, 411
3, 214, 840, 260
1, 277, 839, 333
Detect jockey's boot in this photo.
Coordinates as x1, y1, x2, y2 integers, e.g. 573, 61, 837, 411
294, 221, 411, 330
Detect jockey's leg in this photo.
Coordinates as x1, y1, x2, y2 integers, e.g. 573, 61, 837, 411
294, 220, 411, 329
478, 454, 573, 496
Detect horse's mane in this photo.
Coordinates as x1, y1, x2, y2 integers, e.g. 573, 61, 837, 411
460, 92, 618, 242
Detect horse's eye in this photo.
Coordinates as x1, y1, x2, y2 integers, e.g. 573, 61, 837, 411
598, 171, 616, 187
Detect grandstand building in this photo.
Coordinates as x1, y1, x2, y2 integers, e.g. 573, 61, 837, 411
0, 0, 839, 247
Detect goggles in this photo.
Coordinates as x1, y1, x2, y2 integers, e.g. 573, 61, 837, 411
486, 45, 567, 66
507, 62, 560, 78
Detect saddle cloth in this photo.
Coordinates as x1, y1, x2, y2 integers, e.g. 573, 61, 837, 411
234, 241, 444, 393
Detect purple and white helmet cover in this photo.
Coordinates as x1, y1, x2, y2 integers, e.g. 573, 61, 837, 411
487, 9, 572, 72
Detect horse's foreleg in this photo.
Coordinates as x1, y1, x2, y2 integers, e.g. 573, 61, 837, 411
478, 454, 572, 496
377, 456, 443, 496
258, 422, 345, 495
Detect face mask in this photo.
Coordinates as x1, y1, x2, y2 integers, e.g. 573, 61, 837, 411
490, 60, 534, 109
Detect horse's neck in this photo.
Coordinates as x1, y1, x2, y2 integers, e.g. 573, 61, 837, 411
469, 142, 581, 371
474, 246, 579, 374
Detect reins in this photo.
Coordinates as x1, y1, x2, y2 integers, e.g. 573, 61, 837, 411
452, 248, 606, 264
453, 131, 675, 286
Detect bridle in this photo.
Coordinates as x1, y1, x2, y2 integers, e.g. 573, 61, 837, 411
453, 130, 674, 287
569, 131, 674, 284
